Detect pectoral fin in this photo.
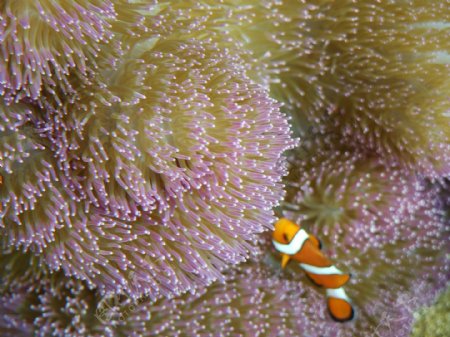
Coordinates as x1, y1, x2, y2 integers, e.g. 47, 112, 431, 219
281, 254, 291, 269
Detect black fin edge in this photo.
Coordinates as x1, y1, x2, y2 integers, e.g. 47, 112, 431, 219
328, 306, 355, 323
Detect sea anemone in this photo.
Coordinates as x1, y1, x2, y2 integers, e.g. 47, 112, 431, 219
0, 254, 329, 337
0, 99, 80, 250
31, 274, 105, 337
0, 246, 43, 293
0, 289, 31, 337
112, 258, 335, 337
2, 33, 295, 299
283, 132, 439, 256
260, 0, 450, 177
0, 0, 163, 104
1, 1, 448, 336
157, 0, 450, 176
100, 135, 448, 336
0, 256, 107, 337
0, 245, 446, 337
0, 250, 40, 337
280, 133, 449, 335
102, 249, 446, 337
0, 0, 116, 102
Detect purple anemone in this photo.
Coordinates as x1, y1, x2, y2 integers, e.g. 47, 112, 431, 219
1, 35, 295, 299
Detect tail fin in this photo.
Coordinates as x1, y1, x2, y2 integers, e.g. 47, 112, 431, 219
326, 288, 354, 322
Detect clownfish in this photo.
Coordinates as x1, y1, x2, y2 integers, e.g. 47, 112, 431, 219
272, 218, 354, 322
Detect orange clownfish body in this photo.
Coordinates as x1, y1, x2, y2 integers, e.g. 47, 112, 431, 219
272, 218, 354, 322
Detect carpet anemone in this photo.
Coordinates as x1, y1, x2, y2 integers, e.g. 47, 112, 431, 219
113, 259, 334, 337
97, 249, 447, 337
19, 36, 295, 299
0, 0, 162, 104
0, 254, 328, 337
0, 0, 116, 102
0, 289, 31, 337
0, 1, 448, 337
31, 274, 105, 337
283, 132, 438, 255
277, 0, 450, 177
0, 263, 108, 337
0, 100, 82, 250
0, 248, 43, 293
279, 134, 449, 335
0, 249, 447, 337
158, 0, 450, 176
0, 1, 295, 301
0, 250, 40, 337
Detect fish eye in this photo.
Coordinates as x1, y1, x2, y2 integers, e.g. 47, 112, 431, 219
283, 233, 289, 242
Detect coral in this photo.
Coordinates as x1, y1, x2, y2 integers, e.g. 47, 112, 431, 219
411, 284, 450, 337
